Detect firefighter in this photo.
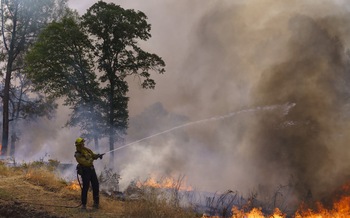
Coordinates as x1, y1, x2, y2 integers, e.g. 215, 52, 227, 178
74, 137, 104, 210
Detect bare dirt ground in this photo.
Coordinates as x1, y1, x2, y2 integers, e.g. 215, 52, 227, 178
0, 174, 124, 218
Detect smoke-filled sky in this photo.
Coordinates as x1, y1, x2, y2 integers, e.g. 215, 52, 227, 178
17, 0, 350, 204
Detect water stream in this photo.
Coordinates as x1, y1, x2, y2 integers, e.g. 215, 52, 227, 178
104, 102, 296, 154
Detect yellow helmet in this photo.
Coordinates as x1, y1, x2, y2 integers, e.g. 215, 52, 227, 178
75, 137, 85, 145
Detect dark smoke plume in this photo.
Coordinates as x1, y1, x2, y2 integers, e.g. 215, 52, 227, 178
112, 1, 350, 203
251, 14, 350, 200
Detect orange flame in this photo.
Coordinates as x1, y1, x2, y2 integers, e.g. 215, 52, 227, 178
68, 180, 81, 191
229, 207, 286, 218
204, 198, 350, 218
137, 175, 193, 191
294, 196, 350, 218
203, 182, 350, 218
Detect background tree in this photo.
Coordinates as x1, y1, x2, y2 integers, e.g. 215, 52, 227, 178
82, 1, 165, 161
0, 0, 69, 155
9, 71, 57, 155
26, 1, 166, 162
25, 16, 104, 150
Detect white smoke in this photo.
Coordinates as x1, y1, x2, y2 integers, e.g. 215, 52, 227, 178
14, 0, 350, 205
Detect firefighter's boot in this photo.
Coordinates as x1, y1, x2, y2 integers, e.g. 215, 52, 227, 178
93, 197, 99, 209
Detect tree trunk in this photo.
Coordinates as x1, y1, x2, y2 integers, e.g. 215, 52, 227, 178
1, 3, 18, 156
2, 82, 9, 155
89, 103, 100, 151
109, 82, 115, 163
109, 109, 115, 163
2, 60, 14, 156
109, 130, 114, 164
10, 131, 17, 156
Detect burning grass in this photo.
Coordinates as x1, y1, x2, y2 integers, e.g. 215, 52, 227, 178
6, 159, 350, 217
136, 175, 193, 192
67, 180, 81, 191
201, 199, 350, 218
124, 179, 198, 218
200, 182, 350, 218
223, 207, 286, 218
210, 196, 350, 218
294, 196, 350, 218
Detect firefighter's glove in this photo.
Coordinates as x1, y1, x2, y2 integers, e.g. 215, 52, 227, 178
98, 153, 104, 159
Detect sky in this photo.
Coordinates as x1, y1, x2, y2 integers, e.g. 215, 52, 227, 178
15, 0, 350, 206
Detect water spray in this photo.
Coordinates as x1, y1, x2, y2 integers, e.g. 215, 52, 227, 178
104, 102, 296, 154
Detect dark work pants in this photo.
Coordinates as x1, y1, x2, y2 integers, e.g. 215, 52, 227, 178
81, 166, 99, 206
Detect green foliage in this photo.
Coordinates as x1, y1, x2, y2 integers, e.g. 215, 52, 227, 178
25, 16, 97, 99
82, 1, 165, 152
0, 0, 70, 154
25, 16, 105, 143
82, 1, 165, 89
25, 1, 166, 152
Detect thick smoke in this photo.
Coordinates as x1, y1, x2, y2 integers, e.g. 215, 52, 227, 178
16, 0, 350, 206
250, 14, 350, 200
120, 0, 350, 201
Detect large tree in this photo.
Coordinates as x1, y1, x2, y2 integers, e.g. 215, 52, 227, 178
25, 16, 104, 149
82, 1, 165, 160
0, 0, 68, 155
26, 1, 166, 161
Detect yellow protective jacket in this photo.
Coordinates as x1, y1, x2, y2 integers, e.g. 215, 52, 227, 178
74, 143, 99, 167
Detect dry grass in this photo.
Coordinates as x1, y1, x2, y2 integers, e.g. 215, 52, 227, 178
0, 160, 198, 217
0, 161, 19, 177
124, 179, 199, 218
124, 192, 198, 217
24, 167, 67, 192
59, 182, 81, 201
0, 160, 125, 217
